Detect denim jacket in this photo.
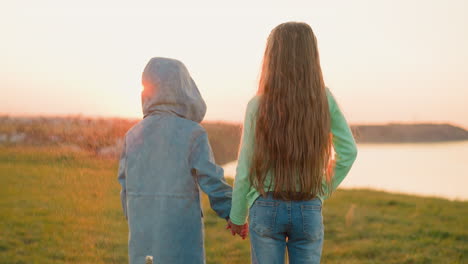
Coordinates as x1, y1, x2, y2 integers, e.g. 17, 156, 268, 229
118, 57, 232, 264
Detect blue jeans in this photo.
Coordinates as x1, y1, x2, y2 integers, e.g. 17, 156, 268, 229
249, 193, 324, 264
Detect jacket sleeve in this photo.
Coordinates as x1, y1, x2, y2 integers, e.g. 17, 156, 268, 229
190, 131, 233, 219
323, 89, 358, 198
117, 139, 128, 220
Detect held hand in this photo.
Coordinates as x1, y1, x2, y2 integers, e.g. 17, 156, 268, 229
226, 219, 249, 239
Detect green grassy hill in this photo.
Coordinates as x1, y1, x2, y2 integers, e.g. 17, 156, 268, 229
0, 146, 466, 263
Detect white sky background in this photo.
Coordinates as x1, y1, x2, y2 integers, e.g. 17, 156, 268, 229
1, 0, 467, 127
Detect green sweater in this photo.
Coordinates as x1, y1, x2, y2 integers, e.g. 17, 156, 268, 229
229, 89, 358, 225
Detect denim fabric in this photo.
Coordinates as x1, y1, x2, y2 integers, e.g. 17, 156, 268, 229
118, 58, 232, 264
249, 193, 324, 264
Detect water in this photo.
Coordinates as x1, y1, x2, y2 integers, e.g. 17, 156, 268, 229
222, 141, 468, 200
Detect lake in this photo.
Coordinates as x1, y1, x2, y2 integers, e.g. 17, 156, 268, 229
222, 141, 468, 200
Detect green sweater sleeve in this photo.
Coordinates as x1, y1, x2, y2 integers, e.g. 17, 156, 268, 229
322, 89, 358, 199
229, 97, 258, 225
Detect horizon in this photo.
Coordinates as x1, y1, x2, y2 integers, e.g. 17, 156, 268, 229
2, 113, 467, 130
1, 1, 467, 127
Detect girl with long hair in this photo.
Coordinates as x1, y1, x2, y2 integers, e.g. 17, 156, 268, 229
228, 22, 358, 263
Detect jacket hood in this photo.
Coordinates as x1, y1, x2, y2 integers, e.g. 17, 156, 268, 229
141, 57, 206, 123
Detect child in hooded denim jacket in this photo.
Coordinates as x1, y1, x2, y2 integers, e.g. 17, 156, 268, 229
117, 57, 235, 264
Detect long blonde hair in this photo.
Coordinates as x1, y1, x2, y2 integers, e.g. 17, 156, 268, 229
250, 22, 334, 200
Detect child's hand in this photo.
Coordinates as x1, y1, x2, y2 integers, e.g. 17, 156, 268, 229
226, 219, 249, 239
240, 222, 249, 239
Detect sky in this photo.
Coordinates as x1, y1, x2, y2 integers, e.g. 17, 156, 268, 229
1, 0, 467, 127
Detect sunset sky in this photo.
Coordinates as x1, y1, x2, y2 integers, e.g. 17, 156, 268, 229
1, 0, 467, 127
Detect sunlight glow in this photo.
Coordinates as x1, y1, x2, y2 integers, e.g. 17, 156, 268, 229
1, 0, 467, 127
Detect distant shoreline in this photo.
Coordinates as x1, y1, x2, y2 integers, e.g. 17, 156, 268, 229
355, 140, 468, 145
349, 123, 468, 143
1, 116, 467, 164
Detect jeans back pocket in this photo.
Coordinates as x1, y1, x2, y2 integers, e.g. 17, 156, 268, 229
249, 199, 278, 236
301, 204, 323, 241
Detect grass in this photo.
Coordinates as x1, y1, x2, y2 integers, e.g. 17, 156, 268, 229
0, 146, 466, 263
